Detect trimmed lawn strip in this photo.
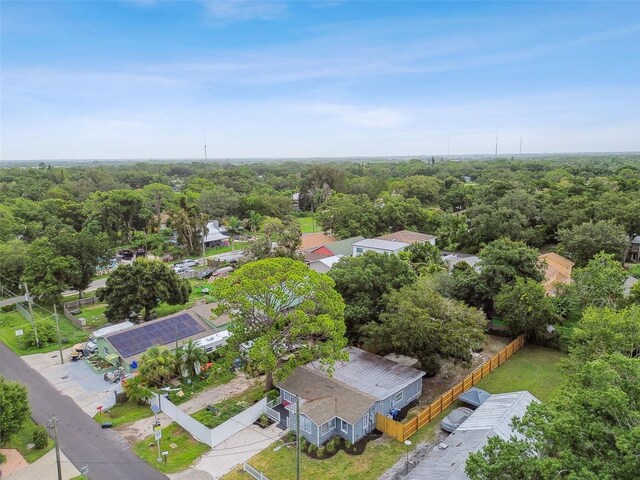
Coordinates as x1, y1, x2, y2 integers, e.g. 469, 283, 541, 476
474, 344, 567, 403
79, 302, 109, 329
133, 423, 209, 473
168, 370, 237, 406
205, 242, 249, 257
0, 308, 87, 355
5, 418, 54, 463
94, 401, 153, 428
191, 383, 264, 428
297, 216, 320, 233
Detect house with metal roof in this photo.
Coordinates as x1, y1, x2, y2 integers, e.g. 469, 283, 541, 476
306, 236, 365, 258
98, 307, 218, 372
308, 254, 344, 274
375, 230, 437, 245
276, 346, 425, 446
352, 238, 410, 256
406, 391, 538, 480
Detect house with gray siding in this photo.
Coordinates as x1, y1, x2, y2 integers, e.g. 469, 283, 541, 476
276, 347, 425, 446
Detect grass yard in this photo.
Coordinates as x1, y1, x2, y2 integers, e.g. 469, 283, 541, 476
169, 370, 237, 406
94, 401, 154, 428
0, 307, 87, 355
475, 344, 567, 403
79, 302, 109, 329
205, 242, 250, 256
297, 216, 321, 233
133, 423, 209, 473
191, 383, 265, 428
5, 418, 54, 463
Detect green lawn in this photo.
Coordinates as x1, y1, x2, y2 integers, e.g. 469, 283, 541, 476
0, 308, 87, 355
222, 345, 567, 480
297, 216, 321, 233
5, 418, 54, 463
133, 423, 210, 473
94, 401, 154, 428
79, 302, 109, 329
475, 345, 567, 403
205, 242, 250, 256
192, 383, 264, 428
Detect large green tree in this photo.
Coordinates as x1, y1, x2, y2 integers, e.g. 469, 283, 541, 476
570, 252, 627, 308
138, 346, 178, 387
213, 258, 347, 390
0, 377, 30, 444
466, 353, 640, 480
557, 220, 628, 266
329, 251, 417, 341
247, 217, 302, 260
495, 277, 557, 339
363, 277, 486, 376
99, 259, 191, 321
142, 183, 175, 231
316, 193, 378, 238
22, 237, 76, 305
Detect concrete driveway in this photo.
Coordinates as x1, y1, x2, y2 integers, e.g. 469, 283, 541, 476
2, 448, 81, 480
22, 348, 121, 416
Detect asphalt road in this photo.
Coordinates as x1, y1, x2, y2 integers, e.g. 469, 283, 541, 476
0, 341, 167, 480
62, 277, 108, 297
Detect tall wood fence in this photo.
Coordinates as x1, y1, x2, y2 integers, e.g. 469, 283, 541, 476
376, 335, 526, 442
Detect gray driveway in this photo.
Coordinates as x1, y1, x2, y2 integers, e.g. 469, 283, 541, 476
0, 341, 167, 480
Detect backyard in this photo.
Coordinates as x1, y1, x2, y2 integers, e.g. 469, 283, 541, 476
221, 344, 567, 480
297, 216, 321, 233
4, 418, 54, 464
191, 383, 265, 428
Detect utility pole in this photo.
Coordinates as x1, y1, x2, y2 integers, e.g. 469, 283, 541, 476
53, 305, 64, 364
47, 415, 63, 480
23, 283, 40, 347
296, 394, 301, 480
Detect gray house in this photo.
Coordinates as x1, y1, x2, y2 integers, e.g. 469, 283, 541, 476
276, 347, 425, 446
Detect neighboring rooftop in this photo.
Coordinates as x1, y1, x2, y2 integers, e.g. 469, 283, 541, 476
375, 230, 436, 244
353, 238, 409, 252
311, 254, 344, 269
308, 346, 425, 400
624, 275, 638, 296
303, 251, 333, 263
406, 391, 538, 480
204, 221, 230, 243
539, 252, 574, 295
321, 236, 365, 256
278, 365, 376, 425
298, 233, 338, 252
442, 252, 481, 270
105, 312, 213, 361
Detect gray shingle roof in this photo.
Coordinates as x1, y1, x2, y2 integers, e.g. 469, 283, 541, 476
407, 391, 538, 480
324, 236, 365, 256
352, 238, 409, 252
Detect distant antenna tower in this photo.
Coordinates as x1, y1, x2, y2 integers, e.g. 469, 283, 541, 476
204, 144, 208, 161
519, 136, 523, 155
447, 134, 451, 156
203, 118, 208, 161
494, 125, 499, 157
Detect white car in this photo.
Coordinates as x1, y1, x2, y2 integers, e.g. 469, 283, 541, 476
185, 259, 200, 267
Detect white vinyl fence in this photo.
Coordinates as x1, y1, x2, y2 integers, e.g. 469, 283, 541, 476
151, 394, 267, 448
244, 462, 270, 480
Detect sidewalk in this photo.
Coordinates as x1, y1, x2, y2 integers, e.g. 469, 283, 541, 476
2, 448, 80, 480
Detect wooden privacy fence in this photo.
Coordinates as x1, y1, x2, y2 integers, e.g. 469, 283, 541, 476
376, 335, 526, 442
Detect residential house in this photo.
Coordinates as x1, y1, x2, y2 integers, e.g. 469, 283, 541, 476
375, 230, 437, 246
297, 233, 338, 253
306, 236, 365, 258
308, 254, 344, 273
292, 192, 300, 211
203, 221, 230, 248
352, 238, 409, 256
406, 391, 539, 480
539, 252, 574, 295
628, 235, 640, 262
624, 276, 638, 296
99, 306, 222, 372
441, 252, 481, 271
276, 347, 425, 446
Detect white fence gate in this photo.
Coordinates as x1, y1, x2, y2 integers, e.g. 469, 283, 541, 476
244, 462, 270, 480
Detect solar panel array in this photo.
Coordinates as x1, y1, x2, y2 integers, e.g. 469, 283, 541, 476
107, 313, 206, 358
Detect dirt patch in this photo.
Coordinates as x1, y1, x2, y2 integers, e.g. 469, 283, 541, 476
417, 335, 512, 405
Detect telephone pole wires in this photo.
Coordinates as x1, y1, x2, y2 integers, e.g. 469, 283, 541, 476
23, 283, 40, 347
47, 415, 63, 480
53, 304, 64, 364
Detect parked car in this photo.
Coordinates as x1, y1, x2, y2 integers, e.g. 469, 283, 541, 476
198, 269, 214, 279
185, 259, 200, 267
440, 407, 474, 433
173, 263, 186, 273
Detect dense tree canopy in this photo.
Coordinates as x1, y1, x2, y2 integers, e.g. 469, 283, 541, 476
570, 252, 628, 308
557, 220, 629, 266
0, 378, 30, 444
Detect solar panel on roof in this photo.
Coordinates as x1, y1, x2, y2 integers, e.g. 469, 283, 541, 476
107, 313, 206, 358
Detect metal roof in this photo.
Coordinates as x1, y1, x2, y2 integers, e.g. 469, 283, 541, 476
308, 346, 425, 400
352, 238, 409, 252
90, 321, 135, 340
407, 391, 538, 480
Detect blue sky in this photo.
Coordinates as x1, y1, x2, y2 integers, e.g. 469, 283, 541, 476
2, 1, 639, 160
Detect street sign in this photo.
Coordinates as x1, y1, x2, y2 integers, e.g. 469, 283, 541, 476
154, 428, 162, 440
15, 329, 23, 336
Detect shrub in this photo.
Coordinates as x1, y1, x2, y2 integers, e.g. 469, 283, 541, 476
307, 443, 317, 455
325, 437, 338, 454
1, 305, 15, 313
33, 425, 48, 449
299, 437, 310, 453
344, 440, 353, 449
316, 445, 326, 458
23, 322, 57, 347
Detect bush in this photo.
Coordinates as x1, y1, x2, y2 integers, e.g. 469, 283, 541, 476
316, 445, 326, 458
299, 437, 310, 453
325, 437, 339, 454
307, 443, 317, 455
22, 322, 57, 347
1, 305, 16, 313
33, 425, 48, 449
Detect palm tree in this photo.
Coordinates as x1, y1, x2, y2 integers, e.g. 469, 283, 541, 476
247, 211, 263, 234
123, 374, 153, 404
176, 340, 208, 379
226, 216, 244, 252
139, 346, 177, 387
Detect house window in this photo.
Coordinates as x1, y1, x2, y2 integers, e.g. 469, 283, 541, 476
320, 418, 336, 436
363, 413, 369, 429
340, 419, 348, 433
283, 391, 297, 403
355, 247, 363, 253
394, 391, 403, 405
299, 416, 312, 434
104, 346, 110, 354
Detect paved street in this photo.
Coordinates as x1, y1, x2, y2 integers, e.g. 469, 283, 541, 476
0, 341, 167, 480
62, 277, 108, 297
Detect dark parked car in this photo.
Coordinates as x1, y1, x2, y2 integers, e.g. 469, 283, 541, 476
440, 407, 474, 433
